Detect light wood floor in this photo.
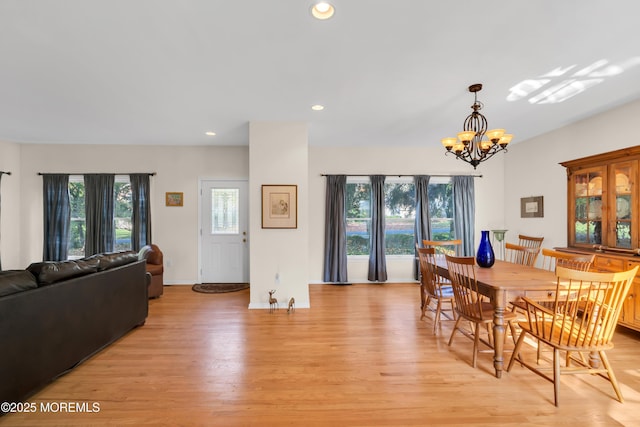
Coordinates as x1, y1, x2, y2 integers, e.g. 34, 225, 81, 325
2, 283, 640, 426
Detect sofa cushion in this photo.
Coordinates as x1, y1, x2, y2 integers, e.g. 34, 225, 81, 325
86, 251, 138, 271
26, 259, 100, 286
0, 270, 38, 297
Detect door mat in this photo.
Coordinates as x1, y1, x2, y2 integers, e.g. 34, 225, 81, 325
192, 283, 250, 294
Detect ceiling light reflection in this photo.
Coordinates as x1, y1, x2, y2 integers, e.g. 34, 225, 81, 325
508, 57, 640, 104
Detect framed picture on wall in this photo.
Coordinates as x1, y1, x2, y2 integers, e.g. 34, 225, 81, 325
521, 196, 543, 218
166, 192, 184, 207
261, 185, 297, 229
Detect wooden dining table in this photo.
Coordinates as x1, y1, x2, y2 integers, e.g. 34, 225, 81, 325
434, 258, 559, 378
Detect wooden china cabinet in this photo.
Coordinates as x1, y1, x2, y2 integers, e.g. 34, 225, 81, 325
560, 145, 640, 331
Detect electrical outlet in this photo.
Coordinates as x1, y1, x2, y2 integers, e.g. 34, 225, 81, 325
275, 273, 280, 285
166, 259, 173, 268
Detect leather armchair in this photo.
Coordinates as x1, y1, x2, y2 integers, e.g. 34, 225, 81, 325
138, 244, 164, 298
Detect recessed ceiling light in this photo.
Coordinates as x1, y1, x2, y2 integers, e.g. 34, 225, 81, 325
311, 104, 325, 111
311, 2, 335, 20
205, 131, 216, 136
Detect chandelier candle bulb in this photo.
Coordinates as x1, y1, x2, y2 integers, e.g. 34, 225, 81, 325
499, 134, 513, 147
457, 130, 476, 144
485, 129, 505, 142
441, 137, 456, 150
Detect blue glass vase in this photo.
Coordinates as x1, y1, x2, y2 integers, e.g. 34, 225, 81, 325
476, 230, 495, 268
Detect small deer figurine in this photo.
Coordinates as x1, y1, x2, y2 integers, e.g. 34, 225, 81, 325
287, 297, 295, 314
268, 289, 278, 312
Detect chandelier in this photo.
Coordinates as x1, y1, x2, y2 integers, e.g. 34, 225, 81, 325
441, 83, 513, 169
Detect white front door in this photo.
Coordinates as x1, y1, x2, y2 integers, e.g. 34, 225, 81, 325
200, 180, 249, 283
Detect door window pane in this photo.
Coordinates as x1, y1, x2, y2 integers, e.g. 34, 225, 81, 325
614, 165, 632, 248
616, 221, 631, 248
212, 189, 239, 234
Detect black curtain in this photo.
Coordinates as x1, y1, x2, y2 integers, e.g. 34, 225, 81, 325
42, 174, 71, 261
84, 174, 115, 256
368, 175, 387, 282
130, 174, 151, 251
413, 175, 432, 279
323, 175, 348, 283
453, 176, 475, 256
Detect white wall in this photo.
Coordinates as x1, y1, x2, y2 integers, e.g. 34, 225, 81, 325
308, 145, 506, 283
504, 98, 640, 254
249, 122, 310, 309
15, 144, 249, 283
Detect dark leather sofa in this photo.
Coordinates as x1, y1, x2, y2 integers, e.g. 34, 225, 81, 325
0, 252, 149, 410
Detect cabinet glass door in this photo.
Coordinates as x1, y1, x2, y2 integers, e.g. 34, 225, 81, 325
613, 163, 633, 248
574, 169, 603, 245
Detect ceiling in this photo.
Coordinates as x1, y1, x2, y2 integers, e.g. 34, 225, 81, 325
1, 1, 639, 148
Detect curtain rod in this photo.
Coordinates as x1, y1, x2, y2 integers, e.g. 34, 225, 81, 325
320, 173, 482, 178
38, 172, 156, 176
0, 171, 11, 176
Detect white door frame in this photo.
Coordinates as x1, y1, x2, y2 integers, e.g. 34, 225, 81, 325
197, 177, 250, 284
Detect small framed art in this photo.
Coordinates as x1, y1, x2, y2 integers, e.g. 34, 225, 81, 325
521, 196, 543, 218
262, 185, 297, 229
166, 192, 184, 207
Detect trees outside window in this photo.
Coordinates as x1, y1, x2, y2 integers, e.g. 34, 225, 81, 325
69, 178, 85, 258
114, 178, 132, 251
346, 182, 371, 255
68, 175, 132, 258
428, 179, 454, 241
384, 181, 415, 255
345, 178, 454, 256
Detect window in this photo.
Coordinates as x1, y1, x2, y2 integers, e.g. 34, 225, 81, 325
384, 180, 415, 255
346, 181, 371, 255
345, 177, 454, 257
212, 188, 239, 234
68, 175, 133, 259
114, 177, 133, 251
428, 178, 454, 241
68, 177, 86, 258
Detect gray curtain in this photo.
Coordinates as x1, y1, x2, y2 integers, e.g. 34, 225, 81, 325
453, 176, 475, 256
323, 175, 348, 283
413, 175, 432, 279
368, 175, 387, 282
42, 174, 71, 261
130, 173, 151, 251
84, 174, 115, 256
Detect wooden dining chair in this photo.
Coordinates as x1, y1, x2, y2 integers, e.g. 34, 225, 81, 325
505, 242, 540, 267
417, 246, 456, 333
422, 239, 462, 257
540, 248, 594, 272
445, 254, 518, 368
521, 248, 596, 362
422, 239, 462, 288
518, 234, 544, 250
507, 265, 638, 406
